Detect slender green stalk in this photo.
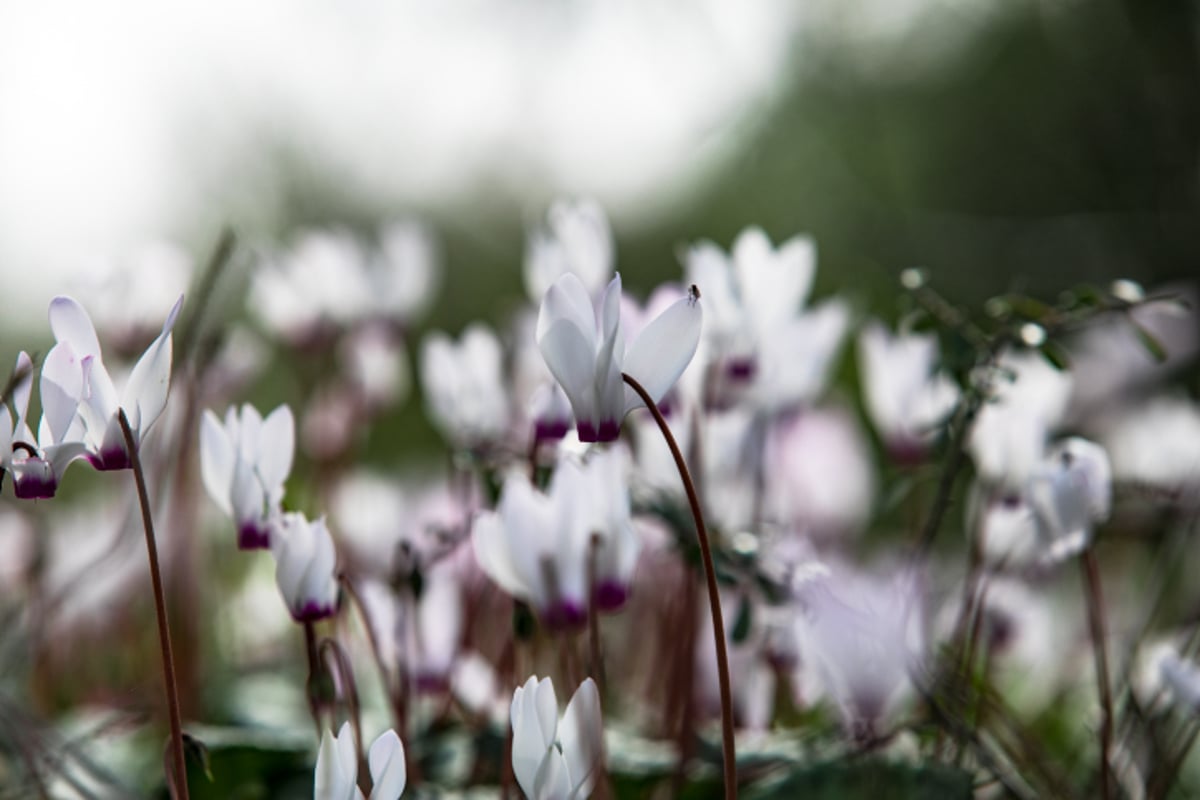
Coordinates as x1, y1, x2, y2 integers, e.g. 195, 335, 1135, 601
1081, 549, 1113, 800
622, 373, 737, 799
118, 410, 189, 800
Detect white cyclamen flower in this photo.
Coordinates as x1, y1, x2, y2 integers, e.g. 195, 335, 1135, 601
524, 198, 614, 302
314, 721, 407, 800
3, 351, 87, 499
510, 676, 602, 800
200, 404, 295, 549
43, 294, 183, 470
537, 273, 701, 442
272, 513, 339, 623
420, 323, 510, 447
857, 321, 959, 461
1027, 437, 1112, 562
471, 470, 590, 631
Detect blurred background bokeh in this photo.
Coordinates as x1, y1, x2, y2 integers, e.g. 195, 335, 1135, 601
3, 0, 1197, 327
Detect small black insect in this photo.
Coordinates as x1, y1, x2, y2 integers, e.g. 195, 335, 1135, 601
687, 284, 701, 306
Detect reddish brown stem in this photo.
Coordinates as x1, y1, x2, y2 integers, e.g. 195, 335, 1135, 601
622, 373, 737, 799
119, 410, 189, 800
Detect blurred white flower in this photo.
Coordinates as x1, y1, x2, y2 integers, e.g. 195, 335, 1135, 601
1027, 437, 1111, 562
73, 240, 194, 352
1160, 651, 1200, 714
473, 470, 589, 631
252, 224, 438, 344
537, 272, 701, 442
3, 351, 87, 499
971, 489, 1040, 567
525, 199, 614, 302
857, 321, 959, 461
473, 454, 637, 629
420, 323, 510, 447
1101, 395, 1200, 500
43, 293, 182, 471
764, 407, 877, 538
969, 350, 1073, 489
683, 227, 847, 409
200, 403, 295, 549
510, 676, 602, 800
340, 324, 411, 412
451, 652, 508, 725
795, 566, 924, 739
272, 512, 339, 623
374, 220, 440, 325
315, 721, 406, 800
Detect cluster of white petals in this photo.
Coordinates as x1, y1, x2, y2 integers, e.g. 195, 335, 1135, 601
315, 722, 407, 800
509, 676, 602, 800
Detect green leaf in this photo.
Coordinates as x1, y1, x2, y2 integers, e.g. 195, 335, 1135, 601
731, 596, 753, 644
1038, 340, 1071, 371
1132, 321, 1169, 363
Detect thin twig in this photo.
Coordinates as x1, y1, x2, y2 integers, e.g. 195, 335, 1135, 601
623, 372, 737, 800
118, 410, 189, 800
587, 534, 607, 695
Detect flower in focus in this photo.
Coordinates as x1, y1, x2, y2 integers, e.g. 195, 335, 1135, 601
537, 273, 701, 442
420, 323, 510, 448
510, 676, 602, 800
43, 294, 183, 471
3, 351, 87, 499
272, 513, 339, 623
314, 721, 407, 800
524, 199, 614, 301
200, 403, 295, 549
857, 320, 959, 462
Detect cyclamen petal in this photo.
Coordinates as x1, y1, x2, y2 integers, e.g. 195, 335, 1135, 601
510, 676, 603, 800
315, 722, 361, 800
537, 273, 701, 443
367, 729, 407, 800
273, 514, 339, 622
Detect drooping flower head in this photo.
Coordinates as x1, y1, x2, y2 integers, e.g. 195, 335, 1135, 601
43, 294, 183, 471
537, 273, 701, 442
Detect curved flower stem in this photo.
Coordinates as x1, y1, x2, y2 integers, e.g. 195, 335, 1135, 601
119, 410, 189, 800
1081, 549, 1113, 800
622, 373, 737, 800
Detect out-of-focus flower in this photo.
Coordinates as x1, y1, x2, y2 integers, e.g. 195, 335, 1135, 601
272, 513, 339, 623
420, 324, 510, 447
1160, 651, 1200, 714
795, 566, 924, 740
3, 351, 87, 499
510, 676, 602, 800
686, 227, 815, 362
970, 489, 1040, 567
253, 223, 439, 344
683, 227, 847, 408
1027, 437, 1111, 562
471, 466, 591, 631
200, 403, 295, 549
44, 294, 183, 470
314, 721, 407, 800
969, 350, 1073, 489
1101, 395, 1200, 501
476, 452, 639, 621
1067, 285, 1199, 421
528, 383, 574, 444
537, 273, 701, 442
857, 321, 959, 462
524, 199, 614, 301
764, 407, 877, 539
340, 323, 411, 412
452, 652, 508, 724
73, 240, 194, 353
